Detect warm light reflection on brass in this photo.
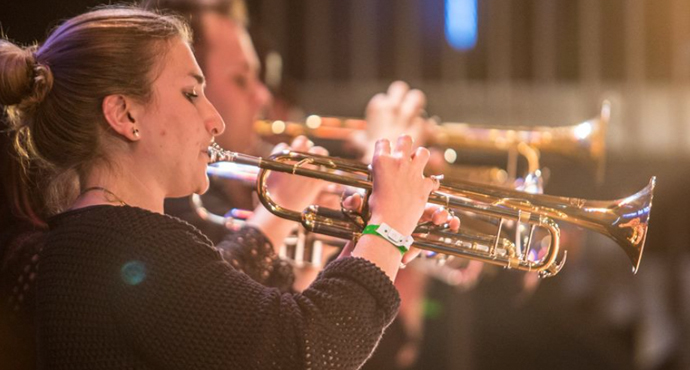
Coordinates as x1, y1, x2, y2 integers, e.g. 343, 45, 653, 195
255, 101, 610, 184
207, 143, 654, 278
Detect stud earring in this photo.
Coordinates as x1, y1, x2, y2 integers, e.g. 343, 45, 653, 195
132, 128, 140, 137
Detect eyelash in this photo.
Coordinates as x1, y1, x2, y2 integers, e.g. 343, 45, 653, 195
184, 90, 199, 102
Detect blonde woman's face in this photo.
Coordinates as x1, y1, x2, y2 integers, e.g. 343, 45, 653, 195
136, 38, 225, 198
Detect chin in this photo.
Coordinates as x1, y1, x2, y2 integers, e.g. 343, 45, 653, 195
196, 178, 211, 195
193, 174, 211, 195
168, 176, 210, 198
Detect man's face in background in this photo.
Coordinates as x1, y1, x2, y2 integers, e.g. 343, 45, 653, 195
200, 13, 272, 154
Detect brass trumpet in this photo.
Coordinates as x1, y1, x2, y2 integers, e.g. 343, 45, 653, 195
255, 101, 609, 183
207, 143, 655, 278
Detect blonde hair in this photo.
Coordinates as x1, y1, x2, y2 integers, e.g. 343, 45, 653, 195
0, 6, 191, 222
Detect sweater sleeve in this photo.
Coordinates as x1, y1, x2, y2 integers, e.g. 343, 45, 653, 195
111, 227, 400, 370
216, 226, 295, 292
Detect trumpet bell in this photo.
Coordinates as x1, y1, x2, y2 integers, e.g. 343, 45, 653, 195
606, 176, 655, 272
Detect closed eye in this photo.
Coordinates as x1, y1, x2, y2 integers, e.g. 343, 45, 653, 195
232, 75, 248, 90
184, 90, 199, 102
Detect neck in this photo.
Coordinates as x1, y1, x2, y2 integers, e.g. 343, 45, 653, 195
72, 159, 165, 214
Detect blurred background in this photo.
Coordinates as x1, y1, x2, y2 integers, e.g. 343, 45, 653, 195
3, 0, 689, 369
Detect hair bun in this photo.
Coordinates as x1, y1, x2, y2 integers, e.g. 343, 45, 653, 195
30, 62, 54, 106
0, 42, 53, 107
0, 41, 34, 106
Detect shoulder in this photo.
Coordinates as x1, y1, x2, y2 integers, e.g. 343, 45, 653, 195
45, 205, 218, 260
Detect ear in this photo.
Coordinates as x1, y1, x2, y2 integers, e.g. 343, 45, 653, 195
102, 94, 140, 141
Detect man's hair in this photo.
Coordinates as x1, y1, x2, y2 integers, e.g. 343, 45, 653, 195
142, 0, 248, 26
142, 0, 249, 69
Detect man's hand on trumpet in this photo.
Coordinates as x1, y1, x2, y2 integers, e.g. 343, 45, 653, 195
353, 81, 432, 162
264, 135, 329, 211
246, 135, 329, 250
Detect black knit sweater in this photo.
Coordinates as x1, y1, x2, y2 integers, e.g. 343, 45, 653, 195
37, 205, 400, 369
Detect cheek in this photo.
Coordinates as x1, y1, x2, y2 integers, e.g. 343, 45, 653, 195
160, 129, 166, 137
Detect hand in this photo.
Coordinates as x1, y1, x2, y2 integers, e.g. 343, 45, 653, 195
341, 190, 460, 266
367, 136, 438, 236
246, 135, 329, 252
402, 204, 461, 265
264, 135, 328, 211
354, 81, 431, 161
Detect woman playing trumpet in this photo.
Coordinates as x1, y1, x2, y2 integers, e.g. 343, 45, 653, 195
0, 6, 459, 369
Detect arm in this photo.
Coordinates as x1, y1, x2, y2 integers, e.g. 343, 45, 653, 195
112, 226, 399, 370
217, 225, 295, 292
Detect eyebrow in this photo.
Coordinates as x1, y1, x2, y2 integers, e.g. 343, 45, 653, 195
225, 61, 252, 72
189, 73, 205, 85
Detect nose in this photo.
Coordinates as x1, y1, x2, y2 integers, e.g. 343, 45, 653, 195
202, 98, 225, 137
253, 80, 273, 112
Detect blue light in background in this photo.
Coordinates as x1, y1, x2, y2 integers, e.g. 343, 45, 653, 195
445, 0, 478, 51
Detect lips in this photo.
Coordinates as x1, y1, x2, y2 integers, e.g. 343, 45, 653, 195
201, 142, 215, 161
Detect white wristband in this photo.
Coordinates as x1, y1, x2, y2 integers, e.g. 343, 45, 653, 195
362, 222, 414, 253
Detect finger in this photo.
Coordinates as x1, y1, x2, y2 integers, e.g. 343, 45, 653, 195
365, 92, 387, 118
466, 260, 484, 279
271, 142, 289, 155
407, 117, 428, 145
394, 135, 413, 158
427, 148, 446, 169
425, 173, 443, 193
338, 240, 355, 258
448, 215, 461, 231
374, 138, 392, 157
402, 247, 421, 265
421, 205, 444, 222
290, 135, 309, 150
308, 145, 328, 156
422, 178, 438, 196
411, 146, 430, 167
398, 89, 426, 126
341, 193, 362, 211
387, 81, 410, 108
431, 208, 450, 225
